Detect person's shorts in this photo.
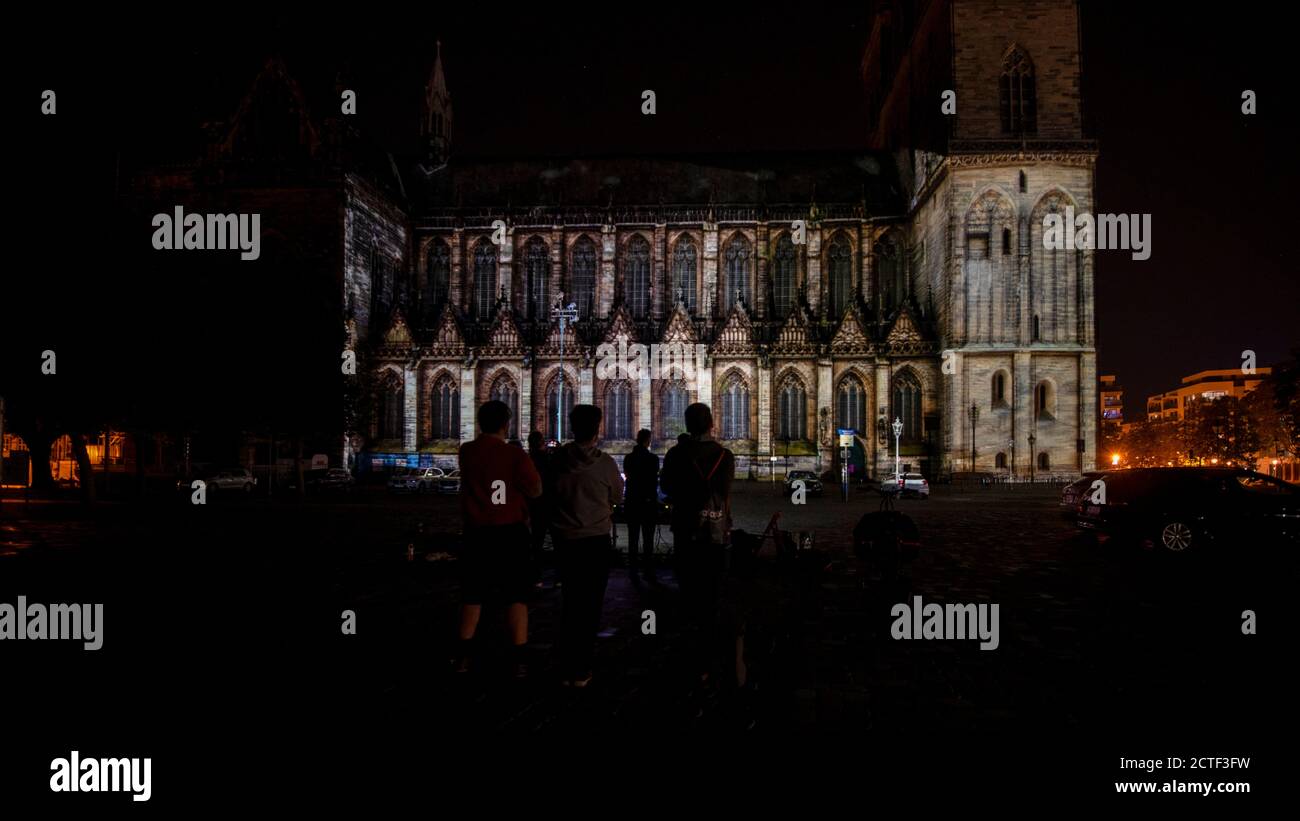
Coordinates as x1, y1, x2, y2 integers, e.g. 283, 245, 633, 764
460, 523, 533, 605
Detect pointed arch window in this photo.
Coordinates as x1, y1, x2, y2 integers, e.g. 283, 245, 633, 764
723, 235, 752, 314
1038, 452, 1051, 470
427, 239, 451, 317
777, 377, 807, 442
524, 237, 549, 321
673, 237, 698, 314
720, 374, 751, 440
546, 374, 576, 441
431, 375, 460, 440
891, 370, 923, 444
773, 234, 796, 318
877, 239, 902, 315
605, 380, 633, 440
992, 371, 1007, 406
661, 381, 688, 440
379, 372, 404, 441
837, 375, 866, 435
473, 240, 497, 319
1035, 381, 1054, 421
570, 236, 597, 318
625, 235, 651, 319
1000, 46, 1037, 136
490, 375, 520, 440
828, 234, 853, 318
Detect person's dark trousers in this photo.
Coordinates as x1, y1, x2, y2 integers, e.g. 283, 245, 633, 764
674, 534, 728, 677
556, 534, 613, 676
625, 502, 656, 572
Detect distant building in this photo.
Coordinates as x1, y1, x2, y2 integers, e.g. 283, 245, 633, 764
1144, 368, 1270, 423
1099, 375, 1123, 434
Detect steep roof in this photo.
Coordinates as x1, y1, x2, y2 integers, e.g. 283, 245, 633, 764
411, 152, 904, 215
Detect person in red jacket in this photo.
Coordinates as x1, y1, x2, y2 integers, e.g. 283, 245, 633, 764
454, 400, 543, 677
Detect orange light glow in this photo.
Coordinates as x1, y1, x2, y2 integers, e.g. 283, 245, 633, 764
1110, 453, 1120, 466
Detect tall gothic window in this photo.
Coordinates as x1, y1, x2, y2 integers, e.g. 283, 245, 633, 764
777, 377, 807, 441
605, 380, 633, 440
837, 375, 865, 434
427, 239, 450, 318
1000, 46, 1037, 136
673, 237, 698, 314
828, 234, 852, 319
546, 374, 576, 441
624, 235, 651, 319
524, 237, 549, 321
661, 381, 688, 440
877, 238, 902, 315
431, 375, 460, 440
570, 236, 597, 318
490, 375, 520, 440
773, 234, 796, 318
1035, 381, 1054, 421
992, 371, 1007, 406
722, 235, 751, 313
892, 370, 923, 444
473, 240, 497, 319
379, 371, 403, 441
720, 374, 750, 440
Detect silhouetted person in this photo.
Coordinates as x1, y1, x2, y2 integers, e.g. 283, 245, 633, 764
550, 404, 624, 687
454, 400, 543, 677
661, 402, 737, 686
527, 430, 552, 587
623, 428, 660, 584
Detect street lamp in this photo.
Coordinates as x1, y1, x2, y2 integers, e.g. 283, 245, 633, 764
551, 292, 578, 442
892, 417, 903, 483
968, 403, 979, 473
1028, 432, 1037, 481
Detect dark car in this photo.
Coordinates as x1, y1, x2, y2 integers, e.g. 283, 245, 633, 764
306, 468, 355, 494
434, 469, 460, 495
1074, 467, 1300, 553
784, 470, 824, 496
1061, 471, 1106, 520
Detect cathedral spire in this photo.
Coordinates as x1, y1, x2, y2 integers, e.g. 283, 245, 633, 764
422, 41, 453, 165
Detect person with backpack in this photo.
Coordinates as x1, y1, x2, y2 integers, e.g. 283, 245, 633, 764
549, 404, 624, 687
660, 402, 736, 686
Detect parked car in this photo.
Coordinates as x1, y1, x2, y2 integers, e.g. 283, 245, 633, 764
1074, 467, 1300, 553
1061, 471, 1107, 520
434, 469, 461, 494
388, 466, 445, 493
307, 468, 355, 494
879, 472, 930, 498
784, 470, 824, 496
205, 468, 257, 494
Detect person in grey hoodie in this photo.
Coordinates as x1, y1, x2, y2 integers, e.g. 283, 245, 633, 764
550, 404, 624, 686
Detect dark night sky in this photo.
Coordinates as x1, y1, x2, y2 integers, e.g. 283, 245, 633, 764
8, 3, 1295, 423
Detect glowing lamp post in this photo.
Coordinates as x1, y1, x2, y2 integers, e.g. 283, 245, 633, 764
968, 403, 979, 473
1111, 453, 1121, 467
551, 293, 578, 441
892, 417, 903, 485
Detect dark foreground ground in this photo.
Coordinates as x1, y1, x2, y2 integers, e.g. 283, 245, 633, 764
0, 481, 1285, 802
